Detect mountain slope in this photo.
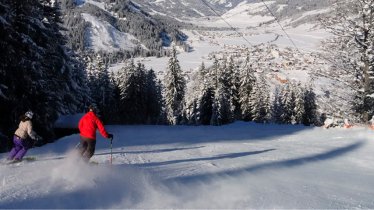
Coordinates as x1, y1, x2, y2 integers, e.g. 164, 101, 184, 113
58, 0, 189, 58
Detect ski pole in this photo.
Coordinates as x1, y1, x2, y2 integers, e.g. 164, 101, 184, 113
74, 142, 81, 149
110, 137, 113, 165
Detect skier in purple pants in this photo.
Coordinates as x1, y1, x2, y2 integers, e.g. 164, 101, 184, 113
8, 111, 41, 162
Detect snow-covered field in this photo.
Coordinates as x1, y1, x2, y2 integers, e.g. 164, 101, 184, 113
1, 122, 374, 208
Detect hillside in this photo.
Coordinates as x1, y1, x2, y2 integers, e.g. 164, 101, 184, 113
58, 0, 189, 60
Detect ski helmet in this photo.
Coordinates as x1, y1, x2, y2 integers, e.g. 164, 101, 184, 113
25, 111, 34, 119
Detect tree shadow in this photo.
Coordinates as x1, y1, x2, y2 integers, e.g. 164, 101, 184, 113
133, 149, 276, 167
170, 141, 365, 183
95, 146, 206, 156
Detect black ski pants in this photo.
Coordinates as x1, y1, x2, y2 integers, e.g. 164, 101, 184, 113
79, 136, 96, 162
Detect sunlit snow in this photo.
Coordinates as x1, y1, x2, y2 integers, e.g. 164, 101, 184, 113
1, 122, 374, 208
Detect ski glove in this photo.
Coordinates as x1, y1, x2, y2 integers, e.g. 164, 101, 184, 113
32, 135, 42, 147
35, 135, 43, 142
108, 134, 113, 139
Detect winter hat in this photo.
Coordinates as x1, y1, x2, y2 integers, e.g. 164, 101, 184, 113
25, 111, 34, 119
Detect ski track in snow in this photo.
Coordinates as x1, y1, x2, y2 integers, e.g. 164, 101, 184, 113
1, 122, 374, 208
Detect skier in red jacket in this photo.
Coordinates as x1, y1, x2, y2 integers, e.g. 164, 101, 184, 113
78, 104, 113, 162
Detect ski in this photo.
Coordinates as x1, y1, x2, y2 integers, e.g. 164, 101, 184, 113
23, 156, 37, 161
1, 156, 37, 165
89, 161, 99, 165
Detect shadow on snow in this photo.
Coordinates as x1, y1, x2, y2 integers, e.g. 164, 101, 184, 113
169, 140, 366, 183
132, 149, 276, 167
96, 146, 206, 156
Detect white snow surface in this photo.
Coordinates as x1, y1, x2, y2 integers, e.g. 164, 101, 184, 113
85, 0, 106, 11
1, 122, 374, 208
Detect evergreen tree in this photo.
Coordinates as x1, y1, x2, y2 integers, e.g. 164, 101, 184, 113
279, 83, 295, 124
273, 87, 284, 123
117, 60, 136, 123
107, 71, 122, 124
183, 62, 205, 125
199, 87, 214, 125
117, 61, 149, 124
293, 83, 305, 124
145, 69, 163, 124
249, 81, 261, 122
227, 56, 241, 120
251, 74, 271, 123
210, 57, 222, 125
85, 54, 114, 120
239, 55, 256, 121
196, 62, 215, 125
322, 0, 374, 122
303, 85, 318, 126
163, 48, 186, 125
220, 57, 234, 123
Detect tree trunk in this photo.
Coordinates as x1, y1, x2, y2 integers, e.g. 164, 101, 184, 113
363, 60, 370, 123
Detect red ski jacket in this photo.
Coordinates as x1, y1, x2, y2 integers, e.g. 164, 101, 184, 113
78, 111, 109, 140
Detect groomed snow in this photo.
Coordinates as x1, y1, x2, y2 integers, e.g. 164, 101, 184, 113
1, 122, 374, 208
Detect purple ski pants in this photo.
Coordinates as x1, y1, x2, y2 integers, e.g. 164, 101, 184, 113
8, 135, 33, 160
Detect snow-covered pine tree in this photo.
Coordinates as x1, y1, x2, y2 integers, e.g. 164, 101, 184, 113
183, 99, 198, 125
321, 0, 374, 122
251, 73, 271, 123
117, 61, 150, 124
134, 62, 148, 122
116, 60, 136, 123
193, 62, 207, 124
249, 79, 261, 123
263, 86, 272, 123
163, 47, 186, 125
196, 62, 215, 125
199, 86, 215, 125
209, 56, 235, 125
279, 83, 295, 124
303, 84, 318, 126
85, 54, 114, 119
293, 83, 305, 124
216, 57, 234, 124
65, 52, 91, 113
106, 71, 122, 124
227, 56, 241, 120
145, 69, 164, 124
183, 62, 204, 125
239, 54, 256, 121
210, 56, 221, 126
273, 87, 284, 123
